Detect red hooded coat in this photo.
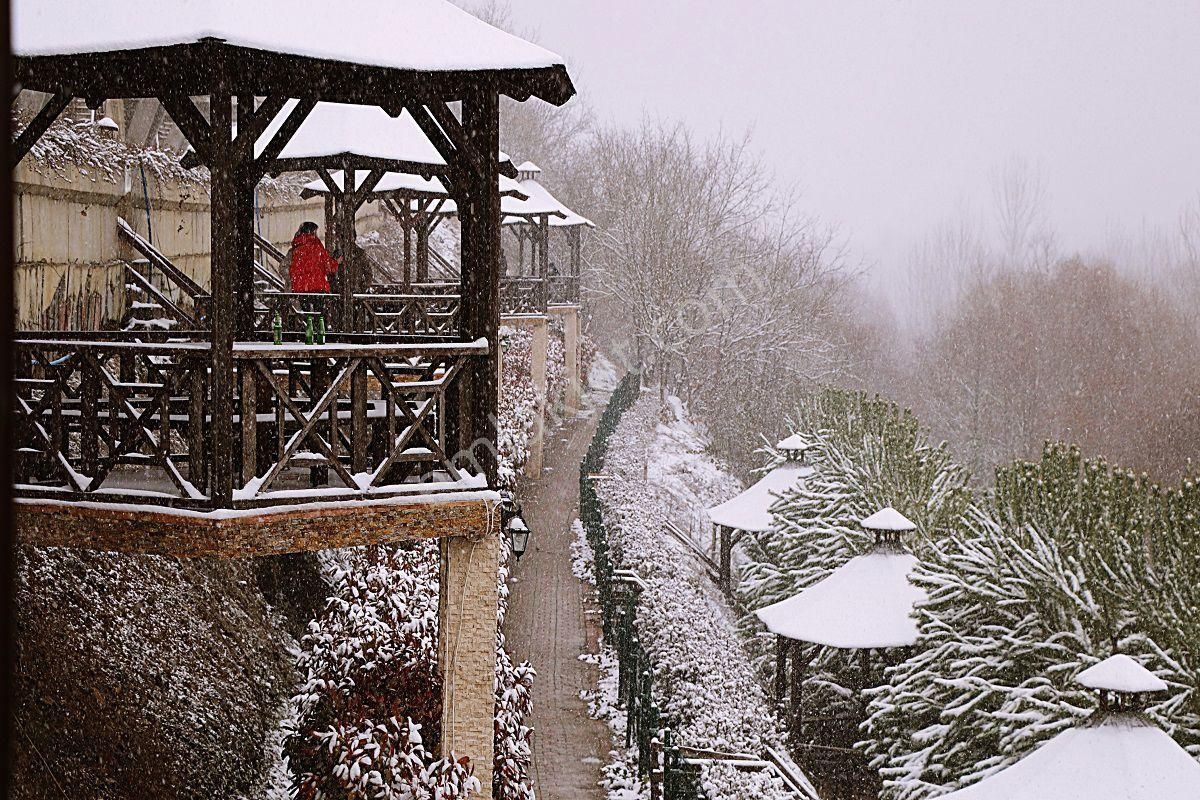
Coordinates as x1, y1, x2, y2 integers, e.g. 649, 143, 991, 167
288, 232, 339, 293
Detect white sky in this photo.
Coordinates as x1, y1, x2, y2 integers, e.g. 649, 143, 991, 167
500, 0, 1200, 288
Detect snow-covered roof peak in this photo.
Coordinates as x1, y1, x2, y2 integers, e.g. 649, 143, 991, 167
1078, 654, 1168, 694
15, 0, 566, 74
860, 506, 916, 532
517, 161, 541, 174
776, 433, 809, 452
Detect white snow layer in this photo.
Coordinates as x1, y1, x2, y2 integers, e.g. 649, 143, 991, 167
1077, 654, 1170, 694
755, 551, 925, 648
935, 716, 1200, 800
15, 0, 565, 72
775, 433, 809, 451
261, 103, 444, 166
860, 506, 917, 532
707, 463, 812, 532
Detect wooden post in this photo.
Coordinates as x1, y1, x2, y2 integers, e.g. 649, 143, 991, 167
790, 640, 808, 745
239, 366, 257, 486
718, 525, 733, 594
457, 90, 501, 485
416, 204, 431, 283
208, 89, 238, 505
774, 635, 789, 704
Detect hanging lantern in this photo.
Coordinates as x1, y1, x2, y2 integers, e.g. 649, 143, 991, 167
507, 514, 531, 560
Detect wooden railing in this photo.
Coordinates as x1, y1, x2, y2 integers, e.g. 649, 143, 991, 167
500, 276, 547, 315
253, 292, 460, 337
13, 335, 488, 510
547, 275, 581, 306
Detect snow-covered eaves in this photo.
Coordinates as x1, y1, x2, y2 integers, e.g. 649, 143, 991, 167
1077, 654, 1169, 694
860, 506, 916, 532
15, 1, 574, 107
301, 170, 527, 200
505, 177, 593, 226
934, 717, 1200, 800
706, 463, 812, 532
16, 0, 565, 73
755, 551, 925, 649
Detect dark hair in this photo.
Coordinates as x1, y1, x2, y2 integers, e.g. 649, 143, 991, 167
297, 221, 319, 235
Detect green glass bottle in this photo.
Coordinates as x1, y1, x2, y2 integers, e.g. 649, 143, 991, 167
316, 314, 326, 345
272, 310, 283, 345
303, 314, 314, 345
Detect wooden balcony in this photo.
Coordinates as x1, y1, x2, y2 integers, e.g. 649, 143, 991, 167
13, 331, 490, 521
500, 276, 547, 315
547, 275, 581, 306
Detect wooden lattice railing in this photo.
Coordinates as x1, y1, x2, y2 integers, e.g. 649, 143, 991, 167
547, 275, 581, 306
500, 276, 546, 315
13, 336, 488, 510
253, 292, 460, 337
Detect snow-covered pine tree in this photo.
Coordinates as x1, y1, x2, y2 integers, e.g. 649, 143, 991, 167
736, 388, 970, 783
862, 443, 1200, 800
738, 388, 970, 670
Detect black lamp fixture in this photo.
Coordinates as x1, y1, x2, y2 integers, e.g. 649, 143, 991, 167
507, 514, 531, 560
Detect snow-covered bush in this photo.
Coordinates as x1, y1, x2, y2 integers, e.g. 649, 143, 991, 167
282, 537, 536, 800
590, 387, 804, 800
497, 326, 540, 486
862, 443, 1200, 799
285, 544, 474, 799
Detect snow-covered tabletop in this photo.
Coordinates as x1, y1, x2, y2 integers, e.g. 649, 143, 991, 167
755, 551, 925, 648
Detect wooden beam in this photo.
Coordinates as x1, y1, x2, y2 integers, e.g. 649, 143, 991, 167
253, 97, 317, 174
208, 89, 238, 504
12, 92, 71, 168
160, 93, 213, 167
456, 90, 501, 485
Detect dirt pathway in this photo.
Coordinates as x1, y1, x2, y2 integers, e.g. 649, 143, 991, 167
504, 399, 610, 800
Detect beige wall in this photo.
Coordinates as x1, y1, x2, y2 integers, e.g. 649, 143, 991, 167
13, 159, 383, 329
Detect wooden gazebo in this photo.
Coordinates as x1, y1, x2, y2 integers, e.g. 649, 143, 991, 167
706, 434, 813, 592
936, 654, 1200, 800
11, 1, 574, 791
298, 166, 529, 289
503, 160, 593, 308
755, 507, 924, 750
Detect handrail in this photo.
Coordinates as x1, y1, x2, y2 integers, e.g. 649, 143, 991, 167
117, 217, 206, 301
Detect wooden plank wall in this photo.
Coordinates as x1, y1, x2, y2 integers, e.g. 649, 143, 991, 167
13, 160, 383, 329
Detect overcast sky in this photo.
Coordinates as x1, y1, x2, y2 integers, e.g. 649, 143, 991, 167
501, 0, 1200, 289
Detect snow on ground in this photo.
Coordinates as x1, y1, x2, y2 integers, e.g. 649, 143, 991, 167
591, 390, 809, 800
588, 352, 620, 393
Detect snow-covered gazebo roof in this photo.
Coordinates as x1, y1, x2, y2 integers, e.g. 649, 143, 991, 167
935, 654, 1200, 800
707, 463, 812, 533
503, 162, 595, 227
15, 0, 574, 104
1078, 654, 1169, 694
860, 506, 918, 533
755, 507, 925, 648
259, 102, 446, 174
755, 550, 925, 649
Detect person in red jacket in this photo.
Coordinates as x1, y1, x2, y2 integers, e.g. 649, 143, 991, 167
287, 221, 339, 293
